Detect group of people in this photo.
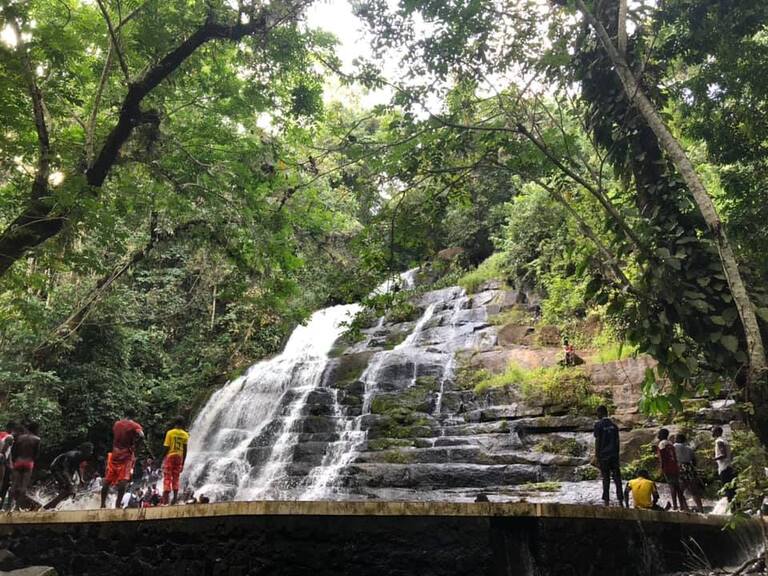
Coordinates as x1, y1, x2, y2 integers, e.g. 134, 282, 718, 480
594, 404, 737, 511
0, 411, 193, 511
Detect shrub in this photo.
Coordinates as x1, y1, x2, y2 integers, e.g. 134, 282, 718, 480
595, 342, 638, 363
729, 429, 768, 513
458, 253, 508, 294
474, 363, 608, 414
533, 436, 586, 457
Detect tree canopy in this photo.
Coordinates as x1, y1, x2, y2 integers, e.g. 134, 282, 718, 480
2, 0, 768, 453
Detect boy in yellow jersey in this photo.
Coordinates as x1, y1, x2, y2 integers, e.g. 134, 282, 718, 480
162, 416, 190, 505
624, 469, 664, 511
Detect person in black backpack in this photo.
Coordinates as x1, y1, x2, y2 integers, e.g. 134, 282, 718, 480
594, 405, 625, 507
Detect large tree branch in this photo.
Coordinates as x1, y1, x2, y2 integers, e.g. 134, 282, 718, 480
515, 121, 646, 253
95, 0, 130, 81
85, 13, 271, 188
9, 19, 51, 200
0, 5, 288, 277
534, 178, 636, 294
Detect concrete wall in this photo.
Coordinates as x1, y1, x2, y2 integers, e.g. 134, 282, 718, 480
0, 502, 762, 576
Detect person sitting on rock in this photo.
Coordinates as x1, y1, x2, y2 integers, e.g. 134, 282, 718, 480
624, 469, 663, 511
593, 405, 624, 507
43, 442, 95, 510
563, 337, 576, 367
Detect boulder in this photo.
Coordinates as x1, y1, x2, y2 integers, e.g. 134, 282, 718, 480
0, 550, 21, 571
586, 356, 655, 389
466, 403, 545, 423
619, 428, 658, 462
497, 323, 535, 346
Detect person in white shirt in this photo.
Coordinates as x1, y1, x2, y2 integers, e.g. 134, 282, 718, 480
712, 426, 735, 502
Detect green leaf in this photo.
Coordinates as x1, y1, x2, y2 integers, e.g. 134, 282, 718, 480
721, 334, 739, 353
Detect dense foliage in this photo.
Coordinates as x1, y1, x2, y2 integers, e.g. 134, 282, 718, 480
2, 0, 768, 461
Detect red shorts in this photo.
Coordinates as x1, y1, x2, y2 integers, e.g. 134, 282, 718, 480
13, 459, 34, 471
162, 454, 184, 492
105, 452, 134, 484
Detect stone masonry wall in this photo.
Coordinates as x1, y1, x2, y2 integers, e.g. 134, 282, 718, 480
0, 503, 762, 576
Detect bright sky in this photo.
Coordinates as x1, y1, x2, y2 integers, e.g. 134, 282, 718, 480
306, 0, 395, 109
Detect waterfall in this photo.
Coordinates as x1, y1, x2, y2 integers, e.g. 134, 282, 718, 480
299, 286, 489, 499
183, 303, 359, 501
184, 269, 419, 501
184, 269, 495, 502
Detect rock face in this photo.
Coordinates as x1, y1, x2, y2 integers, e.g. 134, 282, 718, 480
188, 278, 742, 503
293, 283, 741, 502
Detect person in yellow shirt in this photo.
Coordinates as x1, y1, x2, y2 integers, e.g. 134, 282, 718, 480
162, 416, 190, 505
624, 469, 664, 511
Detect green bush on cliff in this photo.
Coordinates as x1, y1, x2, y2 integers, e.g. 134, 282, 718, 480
474, 363, 607, 414
458, 253, 508, 293
533, 436, 586, 457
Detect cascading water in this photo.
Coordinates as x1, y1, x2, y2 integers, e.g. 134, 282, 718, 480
183, 304, 359, 501
299, 285, 493, 499
185, 270, 495, 502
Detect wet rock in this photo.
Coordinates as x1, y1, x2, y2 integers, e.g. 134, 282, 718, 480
619, 428, 657, 462
348, 462, 540, 489
292, 416, 340, 434
292, 441, 331, 465
375, 360, 417, 392
325, 352, 374, 389
302, 389, 336, 416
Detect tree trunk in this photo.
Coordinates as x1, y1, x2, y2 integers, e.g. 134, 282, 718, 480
574, 0, 768, 442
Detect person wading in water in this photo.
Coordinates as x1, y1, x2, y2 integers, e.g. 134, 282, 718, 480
43, 442, 95, 510
101, 410, 145, 509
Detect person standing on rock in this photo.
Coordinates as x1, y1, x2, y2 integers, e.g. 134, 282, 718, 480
101, 410, 145, 509
712, 426, 736, 503
161, 416, 190, 505
43, 442, 94, 510
593, 405, 624, 506
656, 428, 687, 511
673, 433, 704, 513
10, 422, 42, 511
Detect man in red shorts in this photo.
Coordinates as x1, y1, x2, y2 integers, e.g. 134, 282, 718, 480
162, 416, 190, 505
101, 410, 144, 509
